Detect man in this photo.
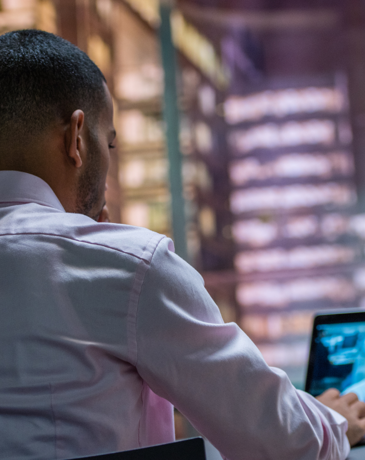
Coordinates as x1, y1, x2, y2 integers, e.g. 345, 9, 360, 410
0, 29, 364, 460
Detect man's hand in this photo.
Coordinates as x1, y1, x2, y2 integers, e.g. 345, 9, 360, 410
316, 389, 365, 446
97, 205, 110, 223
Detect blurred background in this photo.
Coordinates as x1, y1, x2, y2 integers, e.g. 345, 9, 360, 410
4, 0, 365, 440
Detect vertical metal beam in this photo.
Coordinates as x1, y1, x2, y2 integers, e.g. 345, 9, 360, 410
158, 0, 188, 260
342, 0, 365, 210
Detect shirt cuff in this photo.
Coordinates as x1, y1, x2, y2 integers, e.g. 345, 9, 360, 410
297, 390, 351, 460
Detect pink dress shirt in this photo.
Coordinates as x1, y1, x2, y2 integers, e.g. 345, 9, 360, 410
0, 170, 350, 460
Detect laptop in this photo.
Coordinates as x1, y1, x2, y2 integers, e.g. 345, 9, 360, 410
68, 437, 206, 460
305, 311, 365, 458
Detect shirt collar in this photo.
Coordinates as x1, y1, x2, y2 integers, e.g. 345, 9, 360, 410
0, 170, 65, 212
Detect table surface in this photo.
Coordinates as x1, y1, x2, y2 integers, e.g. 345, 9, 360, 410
347, 445, 365, 460
204, 439, 365, 460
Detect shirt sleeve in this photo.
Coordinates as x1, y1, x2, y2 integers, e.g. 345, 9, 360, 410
134, 237, 351, 460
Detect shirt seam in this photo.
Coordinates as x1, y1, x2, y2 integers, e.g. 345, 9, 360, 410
138, 381, 147, 447
0, 231, 152, 262
0, 200, 64, 211
129, 235, 166, 448
49, 383, 58, 460
127, 234, 166, 367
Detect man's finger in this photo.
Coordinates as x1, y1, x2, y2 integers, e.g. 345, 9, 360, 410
316, 388, 340, 403
324, 388, 341, 399
356, 417, 365, 439
98, 205, 110, 223
342, 392, 359, 405
359, 417, 365, 429
352, 400, 365, 418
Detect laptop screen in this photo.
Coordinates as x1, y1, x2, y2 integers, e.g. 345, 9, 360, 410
305, 313, 365, 401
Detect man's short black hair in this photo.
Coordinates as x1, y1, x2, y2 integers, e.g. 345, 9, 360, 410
0, 29, 106, 138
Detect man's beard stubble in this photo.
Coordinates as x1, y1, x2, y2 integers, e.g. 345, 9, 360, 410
75, 131, 102, 220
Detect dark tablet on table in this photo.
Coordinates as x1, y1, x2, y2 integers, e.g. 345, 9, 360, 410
69, 437, 206, 460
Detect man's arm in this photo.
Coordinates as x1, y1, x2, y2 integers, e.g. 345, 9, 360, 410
133, 237, 351, 460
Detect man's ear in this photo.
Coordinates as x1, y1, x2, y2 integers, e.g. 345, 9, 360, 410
66, 110, 85, 168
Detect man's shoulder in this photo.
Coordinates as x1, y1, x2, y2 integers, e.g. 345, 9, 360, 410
67, 219, 166, 263
1, 203, 166, 264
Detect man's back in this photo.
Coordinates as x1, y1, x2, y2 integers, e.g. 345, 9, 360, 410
0, 171, 174, 459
